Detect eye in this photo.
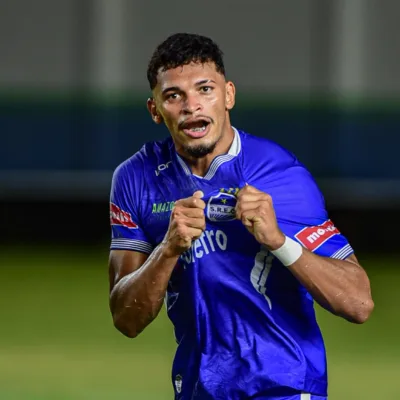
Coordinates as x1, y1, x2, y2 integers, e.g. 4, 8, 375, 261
200, 86, 213, 93
166, 93, 180, 100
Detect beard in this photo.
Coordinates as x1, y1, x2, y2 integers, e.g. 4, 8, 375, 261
183, 140, 219, 158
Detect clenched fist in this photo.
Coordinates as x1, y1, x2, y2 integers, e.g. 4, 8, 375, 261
162, 190, 206, 257
235, 184, 285, 250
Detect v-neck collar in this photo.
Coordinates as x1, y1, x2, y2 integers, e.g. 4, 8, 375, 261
175, 127, 241, 181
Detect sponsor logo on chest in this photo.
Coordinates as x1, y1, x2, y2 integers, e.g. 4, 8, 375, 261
152, 201, 175, 214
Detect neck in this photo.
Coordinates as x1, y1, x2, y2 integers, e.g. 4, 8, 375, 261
179, 125, 235, 177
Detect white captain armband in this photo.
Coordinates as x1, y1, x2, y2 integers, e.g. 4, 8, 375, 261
270, 236, 303, 266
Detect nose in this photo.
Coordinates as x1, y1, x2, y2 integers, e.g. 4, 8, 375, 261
182, 94, 202, 114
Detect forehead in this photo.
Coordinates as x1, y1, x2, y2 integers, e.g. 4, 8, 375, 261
156, 62, 224, 90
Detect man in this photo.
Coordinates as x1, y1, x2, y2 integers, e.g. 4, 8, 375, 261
108, 33, 374, 400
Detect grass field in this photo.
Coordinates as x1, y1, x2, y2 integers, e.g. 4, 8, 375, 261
0, 246, 399, 399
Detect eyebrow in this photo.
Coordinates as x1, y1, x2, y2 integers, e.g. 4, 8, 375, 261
161, 86, 180, 96
161, 79, 216, 96
195, 79, 216, 86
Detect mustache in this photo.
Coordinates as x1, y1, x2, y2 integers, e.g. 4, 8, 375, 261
178, 116, 214, 129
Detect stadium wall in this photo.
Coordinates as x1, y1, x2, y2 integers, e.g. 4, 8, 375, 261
1, 0, 399, 254
1, 97, 399, 254
2, 95, 399, 199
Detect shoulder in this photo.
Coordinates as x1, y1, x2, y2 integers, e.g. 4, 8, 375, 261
112, 137, 173, 183
237, 129, 325, 213
238, 129, 299, 175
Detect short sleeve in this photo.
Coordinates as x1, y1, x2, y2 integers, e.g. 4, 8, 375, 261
292, 219, 353, 259
278, 165, 354, 260
109, 163, 153, 254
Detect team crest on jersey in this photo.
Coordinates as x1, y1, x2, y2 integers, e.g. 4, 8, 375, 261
206, 192, 237, 222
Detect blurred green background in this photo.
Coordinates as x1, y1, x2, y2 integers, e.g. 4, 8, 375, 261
1, 246, 399, 400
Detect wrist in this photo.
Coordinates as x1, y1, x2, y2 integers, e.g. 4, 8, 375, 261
270, 235, 303, 267
264, 232, 286, 251
159, 239, 183, 261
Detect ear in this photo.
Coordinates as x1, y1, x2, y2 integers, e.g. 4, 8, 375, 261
147, 97, 163, 124
225, 81, 236, 111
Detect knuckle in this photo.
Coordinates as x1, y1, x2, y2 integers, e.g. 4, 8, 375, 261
194, 208, 202, 218
237, 189, 244, 198
192, 197, 205, 209
259, 208, 267, 216
264, 193, 272, 202
174, 216, 185, 227
172, 206, 182, 217
176, 217, 185, 227
177, 225, 187, 237
261, 196, 270, 206
245, 185, 253, 193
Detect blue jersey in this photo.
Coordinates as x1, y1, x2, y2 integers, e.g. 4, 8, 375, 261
109, 129, 353, 399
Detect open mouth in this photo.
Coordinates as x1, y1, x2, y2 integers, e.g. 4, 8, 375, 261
180, 119, 211, 138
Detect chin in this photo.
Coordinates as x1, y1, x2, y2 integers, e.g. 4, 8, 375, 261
183, 139, 218, 158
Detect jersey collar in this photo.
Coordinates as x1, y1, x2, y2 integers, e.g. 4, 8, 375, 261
176, 127, 241, 180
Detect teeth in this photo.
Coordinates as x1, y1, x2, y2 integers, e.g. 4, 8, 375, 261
190, 126, 206, 132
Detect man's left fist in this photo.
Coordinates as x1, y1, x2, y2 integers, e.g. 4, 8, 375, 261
235, 184, 285, 251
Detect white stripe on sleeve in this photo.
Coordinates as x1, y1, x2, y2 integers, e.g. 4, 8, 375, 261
331, 243, 354, 260
111, 239, 153, 254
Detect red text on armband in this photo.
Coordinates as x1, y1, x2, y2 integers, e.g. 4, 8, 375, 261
295, 220, 340, 251
110, 203, 139, 229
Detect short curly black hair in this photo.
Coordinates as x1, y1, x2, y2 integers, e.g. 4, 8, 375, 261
147, 33, 225, 90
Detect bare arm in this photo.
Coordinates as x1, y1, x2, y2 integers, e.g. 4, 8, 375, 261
236, 184, 374, 324
109, 248, 179, 338
109, 190, 206, 338
287, 252, 373, 323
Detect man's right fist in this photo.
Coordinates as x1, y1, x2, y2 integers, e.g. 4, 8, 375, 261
162, 190, 206, 257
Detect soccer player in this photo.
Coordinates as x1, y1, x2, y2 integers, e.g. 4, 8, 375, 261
108, 33, 374, 400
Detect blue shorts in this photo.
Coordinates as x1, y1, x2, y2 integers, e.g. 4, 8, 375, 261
179, 384, 328, 399
252, 393, 326, 400
247, 389, 327, 400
